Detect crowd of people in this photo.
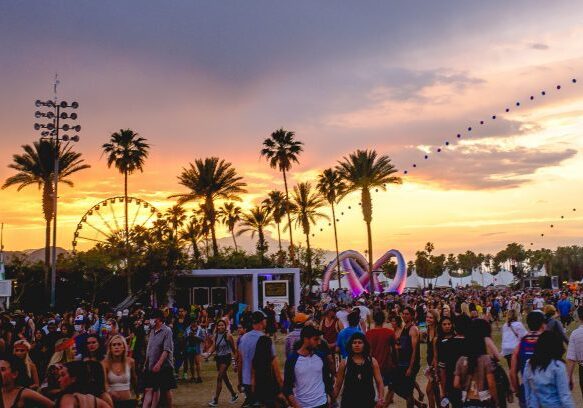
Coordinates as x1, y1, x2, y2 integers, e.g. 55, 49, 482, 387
0, 287, 581, 407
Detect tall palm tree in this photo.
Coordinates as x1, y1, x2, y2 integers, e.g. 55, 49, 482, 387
336, 149, 401, 293
218, 202, 242, 251
170, 157, 247, 256
102, 129, 150, 295
2, 140, 90, 292
260, 128, 303, 261
237, 206, 273, 261
193, 204, 212, 258
317, 168, 346, 288
262, 190, 289, 252
290, 182, 328, 286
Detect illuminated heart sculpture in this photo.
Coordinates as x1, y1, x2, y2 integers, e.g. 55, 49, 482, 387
321, 249, 407, 295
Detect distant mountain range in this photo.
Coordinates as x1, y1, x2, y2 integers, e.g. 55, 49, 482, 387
1, 230, 337, 266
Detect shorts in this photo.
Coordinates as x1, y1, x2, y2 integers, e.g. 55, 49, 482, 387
392, 366, 419, 398
382, 371, 395, 387
186, 344, 201, 355
144, 367, 177, 391
215, 353, 232, 367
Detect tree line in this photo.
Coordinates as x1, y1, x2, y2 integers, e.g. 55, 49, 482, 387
3, 127, 402, 301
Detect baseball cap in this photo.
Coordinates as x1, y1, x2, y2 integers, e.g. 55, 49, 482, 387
300, 325, 323, 340
293, 313, 310, 324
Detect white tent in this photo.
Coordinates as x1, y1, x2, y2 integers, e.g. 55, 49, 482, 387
405, 271, 422, 288
492, 269, 515, 286
435, 271, 452, 287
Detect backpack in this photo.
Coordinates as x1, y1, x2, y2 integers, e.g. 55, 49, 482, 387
518, 333, 539, 374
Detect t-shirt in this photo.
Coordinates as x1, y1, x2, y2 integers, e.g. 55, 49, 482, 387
146, 324, 174, 370
293, 354, 327, 408
336, 310, 349, 329
438, 336, 466, 375
336, 326, 362, 359
366, 327, 396, 374
558, 299, 572, 317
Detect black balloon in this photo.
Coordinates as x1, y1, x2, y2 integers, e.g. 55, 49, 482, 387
506, 108, 510, 112
492, 115, 496, 119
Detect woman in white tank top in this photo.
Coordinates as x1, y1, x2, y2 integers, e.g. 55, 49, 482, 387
102, 335, 137, 408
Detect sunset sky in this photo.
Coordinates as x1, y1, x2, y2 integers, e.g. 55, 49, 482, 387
1, 1, 583, 260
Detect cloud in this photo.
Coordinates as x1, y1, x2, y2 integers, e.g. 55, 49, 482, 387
530, 43, 550, 50
404, 144, 577, 190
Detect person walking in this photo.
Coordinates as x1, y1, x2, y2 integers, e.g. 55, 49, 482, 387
557, 293, 573, 328
453, 324, 498, 408
393, 307, 425, 408
366, 309, 397, 406
523, 331, 575, 408
142, 309, 175, 408
510, 311, 545, 408
184, 320, 205, 383
333, 332, 384, 408
543, 305, 569, 345
566, 306, 583, 398
204, 320, 239, 406
238, 311, 271, 408
252, 335, 285, 408
336, 310, 362, 359
283, 326, 334, 408
501, 309, 527, 368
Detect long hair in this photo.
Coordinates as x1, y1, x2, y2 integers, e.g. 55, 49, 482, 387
529, 331, 564, 372
105, 334, 128, 364
347, 332, 370, 359
13, 339, 34, 377
85, 360, 107, 396
84, 335, 104, 360
465, 320, 487, 374
0, 354, 32, 387
437, 317, 454, 340
61, 361, 89, 394
252, 336, 274, 373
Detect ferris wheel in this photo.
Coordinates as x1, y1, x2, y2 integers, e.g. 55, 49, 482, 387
72, 196, 161, 252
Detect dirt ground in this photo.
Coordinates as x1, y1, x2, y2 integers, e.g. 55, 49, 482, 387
172, 325, 583, 407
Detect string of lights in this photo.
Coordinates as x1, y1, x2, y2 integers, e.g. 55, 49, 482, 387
307, 76, 580, 250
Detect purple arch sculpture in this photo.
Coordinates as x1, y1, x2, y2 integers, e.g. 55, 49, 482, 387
322, 249, 407, 295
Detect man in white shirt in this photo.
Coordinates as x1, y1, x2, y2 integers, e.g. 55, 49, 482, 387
283, 326, 334, 408
336, 304, 350, 329
567, 306, 583, 397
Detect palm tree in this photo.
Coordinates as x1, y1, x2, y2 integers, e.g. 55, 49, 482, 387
2, 140, 90, 292
102, 129, 150, 295
260, 128, 303, 261
193, 205, 212, 258
290, 182, 328, 286
165, 204, 187, 240
336, 149, 401, 292
218, 202, 242, 251
171, 157, 247, 256
180, 216, 204, 265
317, 168, 346, 288
237, 206, 273, 262
262, 190, 289, 252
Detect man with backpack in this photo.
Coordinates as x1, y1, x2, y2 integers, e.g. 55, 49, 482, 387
510, 311, 546, 408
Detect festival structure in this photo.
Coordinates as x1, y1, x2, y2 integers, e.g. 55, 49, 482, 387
321, 249, 408, 295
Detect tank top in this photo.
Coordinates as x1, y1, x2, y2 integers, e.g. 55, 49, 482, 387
107, 362, 131, 392
341, 357, 375, 408
215, 333, 232, 357
398, 324, 420, 368
426, 330, 436, 366
321, 318, 339, 344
